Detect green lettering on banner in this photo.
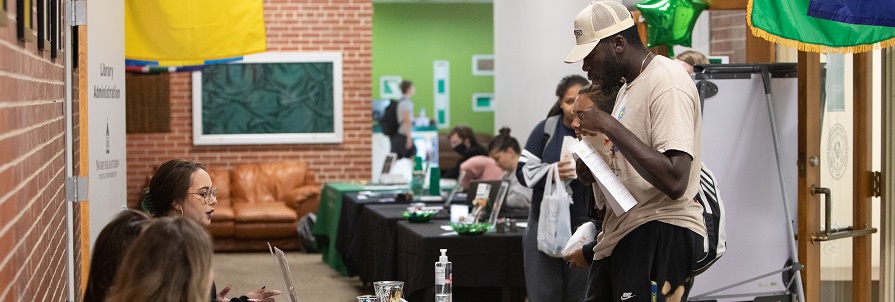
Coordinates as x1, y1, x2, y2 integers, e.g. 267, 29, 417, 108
438, 80, 445, 94
438, 110, 445, 123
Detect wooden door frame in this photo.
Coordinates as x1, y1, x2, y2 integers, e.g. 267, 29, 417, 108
798, 51, 877, 302
853, 51, 874, 302
797, 51, 822, 302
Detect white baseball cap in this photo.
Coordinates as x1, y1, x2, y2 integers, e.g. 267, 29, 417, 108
564, 1, 636, 63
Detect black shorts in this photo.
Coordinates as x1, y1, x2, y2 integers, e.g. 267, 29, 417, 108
584, 221, 703, 302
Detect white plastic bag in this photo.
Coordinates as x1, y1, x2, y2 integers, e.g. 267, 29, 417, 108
537, 165, 573, 258
561, 221, 597, 257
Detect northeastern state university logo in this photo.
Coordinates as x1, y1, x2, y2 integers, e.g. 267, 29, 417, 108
574, 29, 583, 37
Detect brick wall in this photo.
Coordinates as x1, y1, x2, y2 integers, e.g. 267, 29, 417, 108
125, 0, 374, 205
0, 2, 70, 301
710, 10, 747, 63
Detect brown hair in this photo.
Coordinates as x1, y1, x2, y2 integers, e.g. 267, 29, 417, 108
488, 127, 520, 155
142, 159, 205, 217
449, 125, 478, 145
675, 50, 710, 67
105, 217, 214, 302
400, 80, 414, 94
547, 74, 590, 118
578, 84, 619, 114
83, 210, 152, 302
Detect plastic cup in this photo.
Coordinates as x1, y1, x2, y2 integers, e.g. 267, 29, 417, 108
356, 295, 378, 302
373, 281, 404, 302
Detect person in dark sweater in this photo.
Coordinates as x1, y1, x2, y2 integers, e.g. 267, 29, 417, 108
515, 74, 593, 302
442, 125, 488, 179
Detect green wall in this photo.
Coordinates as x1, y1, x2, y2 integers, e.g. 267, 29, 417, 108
372, 3, 494, 134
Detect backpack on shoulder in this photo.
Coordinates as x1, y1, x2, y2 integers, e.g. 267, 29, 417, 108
693, 162, 727, 275
379, 100, 400, 136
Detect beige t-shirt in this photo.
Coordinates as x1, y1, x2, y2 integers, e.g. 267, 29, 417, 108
585, 55, 707, 260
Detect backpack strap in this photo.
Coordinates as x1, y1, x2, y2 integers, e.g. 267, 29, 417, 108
543, 115, 561, 151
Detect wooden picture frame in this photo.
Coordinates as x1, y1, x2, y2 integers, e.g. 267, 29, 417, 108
1, 0, 8, 26
191, 52, 344, 145
16, 0, 33, 42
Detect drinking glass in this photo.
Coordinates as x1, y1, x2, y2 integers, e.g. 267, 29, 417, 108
373, 281, 404, 302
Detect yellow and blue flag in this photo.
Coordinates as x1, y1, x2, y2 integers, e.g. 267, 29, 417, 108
125, 0, 266, 67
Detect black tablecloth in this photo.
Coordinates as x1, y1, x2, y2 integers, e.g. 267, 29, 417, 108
338, 192, 450, 276
396, 221, 525, 302
347, 204, 450, 284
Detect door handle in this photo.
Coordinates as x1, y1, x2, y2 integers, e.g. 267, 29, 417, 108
810, 186, 878, 242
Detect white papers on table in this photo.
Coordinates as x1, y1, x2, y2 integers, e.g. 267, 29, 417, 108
571, 140, 637, 216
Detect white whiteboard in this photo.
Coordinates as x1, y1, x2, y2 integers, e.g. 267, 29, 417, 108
690, 73, 799, 300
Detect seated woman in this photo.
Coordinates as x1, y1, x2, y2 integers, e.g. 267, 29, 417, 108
459, 155, 504, 190
82, 210, 151, 302
141, 159, 280, 302
105, 217, 216, 302
488, 127, 532, 210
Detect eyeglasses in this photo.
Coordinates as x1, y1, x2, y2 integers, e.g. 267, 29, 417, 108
188, 187, 218, 205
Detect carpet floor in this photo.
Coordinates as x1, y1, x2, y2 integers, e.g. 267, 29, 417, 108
213, 252, 366, 302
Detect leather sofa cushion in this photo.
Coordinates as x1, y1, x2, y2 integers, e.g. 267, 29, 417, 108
211, 205, 235, 221
207, 169, 232, 208
235, 222, 299, 238
208, 221, 235, 237
233, 202, 298, 222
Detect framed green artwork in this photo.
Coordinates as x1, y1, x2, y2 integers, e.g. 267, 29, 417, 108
191, 52, 343, 145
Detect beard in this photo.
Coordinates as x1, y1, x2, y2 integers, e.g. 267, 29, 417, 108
599, 50, 626, 92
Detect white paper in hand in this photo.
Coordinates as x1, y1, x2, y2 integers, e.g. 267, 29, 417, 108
571, 140, 637, 216
562, 221, 597, 256
560, 135, 579, 171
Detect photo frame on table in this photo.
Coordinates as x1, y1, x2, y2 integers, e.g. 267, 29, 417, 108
192, 52, 343, 145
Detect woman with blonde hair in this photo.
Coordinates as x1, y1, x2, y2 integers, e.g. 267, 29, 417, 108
106, 217, 215, 302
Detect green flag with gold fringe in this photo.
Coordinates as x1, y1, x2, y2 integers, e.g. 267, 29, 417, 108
748, 0, 895, 53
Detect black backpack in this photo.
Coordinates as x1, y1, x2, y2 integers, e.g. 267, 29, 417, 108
379, 100, 400, 136
693, 163, 727, 275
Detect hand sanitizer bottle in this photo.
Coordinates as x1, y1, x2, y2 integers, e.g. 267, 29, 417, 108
435, 249, 452, 302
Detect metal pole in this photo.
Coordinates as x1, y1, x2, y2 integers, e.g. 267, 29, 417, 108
64, 1, 75, 300
760, 66, 806, 302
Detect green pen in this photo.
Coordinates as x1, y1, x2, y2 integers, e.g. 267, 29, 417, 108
651, 281, 657, 302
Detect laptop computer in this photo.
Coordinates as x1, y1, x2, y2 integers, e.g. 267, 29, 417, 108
268, 243, 300, 302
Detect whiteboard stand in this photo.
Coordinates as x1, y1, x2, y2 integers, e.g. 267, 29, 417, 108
689, 64, 804, 302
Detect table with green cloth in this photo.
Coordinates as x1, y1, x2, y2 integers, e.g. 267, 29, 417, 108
312, 182, 405, 275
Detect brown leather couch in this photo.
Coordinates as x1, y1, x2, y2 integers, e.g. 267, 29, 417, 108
206, 161, 321, 252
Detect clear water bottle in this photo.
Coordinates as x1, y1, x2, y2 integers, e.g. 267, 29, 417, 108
435, 249, 452, 302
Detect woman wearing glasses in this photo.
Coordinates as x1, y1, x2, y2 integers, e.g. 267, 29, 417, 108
142, 159, 280, 302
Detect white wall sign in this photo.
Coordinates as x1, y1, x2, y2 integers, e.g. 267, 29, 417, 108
380, 75, 403, 100
433, 60, 450, 128
471, 93, 494, 112
87, 0, 127, 244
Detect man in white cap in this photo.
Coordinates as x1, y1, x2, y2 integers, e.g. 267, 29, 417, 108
563, 1, 707, 301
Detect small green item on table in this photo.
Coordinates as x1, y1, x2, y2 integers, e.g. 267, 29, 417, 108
449, 222, 492, 236
403, 210, 438, 223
